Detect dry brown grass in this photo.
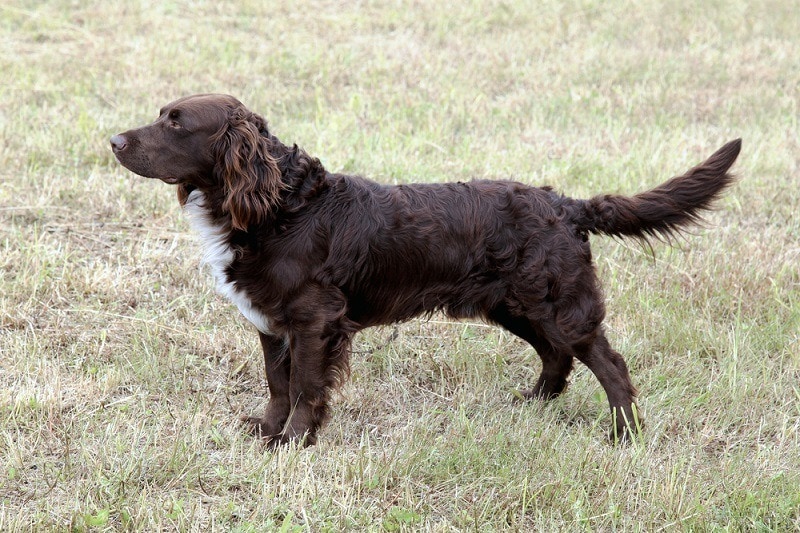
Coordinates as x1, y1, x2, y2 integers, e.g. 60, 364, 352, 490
1, 1, 799, 530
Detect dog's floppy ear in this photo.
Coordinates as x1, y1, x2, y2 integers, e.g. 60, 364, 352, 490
210, 106, 283, 231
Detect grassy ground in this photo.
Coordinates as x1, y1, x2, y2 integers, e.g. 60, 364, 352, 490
1, 0, 798, 530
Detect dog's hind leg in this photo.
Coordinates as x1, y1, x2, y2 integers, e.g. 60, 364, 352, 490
540, 291, 641, 441
492, 288, 641, 441
488, 305, 574, 400
574, 330, 642, 442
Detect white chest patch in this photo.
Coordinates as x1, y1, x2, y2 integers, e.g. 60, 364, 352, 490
183, 190, 272, 334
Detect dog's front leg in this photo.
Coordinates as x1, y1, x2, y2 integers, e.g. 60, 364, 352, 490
277, 331, 330, 447
245, 332, 291, 440
269, 285, 351, 447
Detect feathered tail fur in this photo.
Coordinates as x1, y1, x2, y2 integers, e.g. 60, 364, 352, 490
571, 139, 741, 242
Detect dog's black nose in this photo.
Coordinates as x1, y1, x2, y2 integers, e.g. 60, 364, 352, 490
110, 134, 127, 152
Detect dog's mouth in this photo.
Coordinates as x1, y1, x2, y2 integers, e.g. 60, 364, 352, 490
160, 176, 180, 185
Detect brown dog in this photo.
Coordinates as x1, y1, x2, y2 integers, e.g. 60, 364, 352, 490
111, 94, 740, 446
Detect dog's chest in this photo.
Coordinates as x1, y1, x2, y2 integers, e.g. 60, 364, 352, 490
183, 190, 272, 334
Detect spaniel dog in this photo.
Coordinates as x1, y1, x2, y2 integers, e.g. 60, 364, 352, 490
111, 94, 740, 446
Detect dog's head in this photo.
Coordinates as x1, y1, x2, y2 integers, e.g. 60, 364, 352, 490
111, 94, 282, 230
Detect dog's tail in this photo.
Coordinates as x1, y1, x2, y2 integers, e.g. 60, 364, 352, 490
570, 139, 741, 242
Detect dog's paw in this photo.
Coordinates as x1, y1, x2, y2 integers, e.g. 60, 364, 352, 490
264, 430, 315, 450
608, 405, 644, 445
512, 383, 568, 402
242, 415, 317, 449
241, 414, 284, 440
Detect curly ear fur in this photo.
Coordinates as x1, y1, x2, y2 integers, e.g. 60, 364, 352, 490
211, 106, 283, 231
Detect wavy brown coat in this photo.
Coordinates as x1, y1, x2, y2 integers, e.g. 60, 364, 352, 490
111, 94, 741, 446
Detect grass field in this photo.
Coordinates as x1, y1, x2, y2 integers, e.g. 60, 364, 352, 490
1, 0, 799, 530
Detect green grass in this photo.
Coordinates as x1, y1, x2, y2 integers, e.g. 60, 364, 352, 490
1, 0, 799, 530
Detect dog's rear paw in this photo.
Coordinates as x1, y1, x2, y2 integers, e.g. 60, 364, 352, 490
512, 383, 567, 402
608, 405, 644, 445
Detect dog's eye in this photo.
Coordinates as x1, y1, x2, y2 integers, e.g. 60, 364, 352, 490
166, 109, 182, 129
